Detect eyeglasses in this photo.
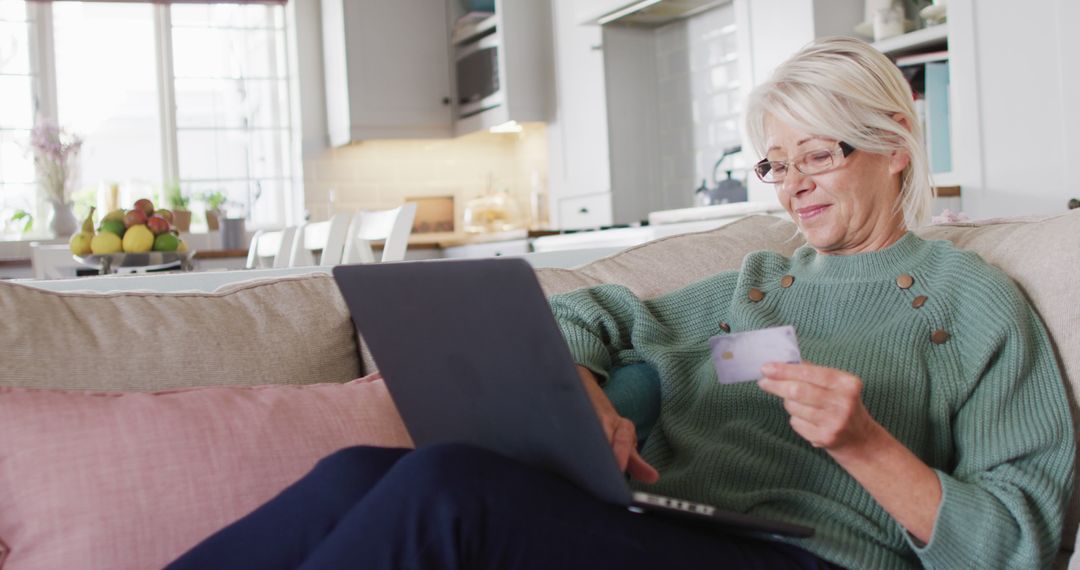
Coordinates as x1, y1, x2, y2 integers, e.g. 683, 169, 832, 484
753, 142, 856, 184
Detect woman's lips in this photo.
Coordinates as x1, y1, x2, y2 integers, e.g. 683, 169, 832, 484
796, 204, 830, 220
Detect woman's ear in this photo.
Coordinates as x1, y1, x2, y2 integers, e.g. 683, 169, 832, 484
888, 112, 912, 175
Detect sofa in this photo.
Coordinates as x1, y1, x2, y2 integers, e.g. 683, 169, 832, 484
1, 212, 1077, 569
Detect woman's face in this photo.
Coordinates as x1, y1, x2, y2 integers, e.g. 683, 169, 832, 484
764, 117, 909, 255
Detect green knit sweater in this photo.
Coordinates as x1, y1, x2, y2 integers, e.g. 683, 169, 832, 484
549, 232, 1074, 569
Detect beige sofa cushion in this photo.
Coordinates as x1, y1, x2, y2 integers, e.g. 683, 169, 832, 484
536, 215, 806, 297
359, 215, 806, 374
0, 273, 359, 391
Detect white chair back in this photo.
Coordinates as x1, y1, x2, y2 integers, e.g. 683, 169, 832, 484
288, 213, 351, 267
342, 203, 417, 264
245, 225, 301, 269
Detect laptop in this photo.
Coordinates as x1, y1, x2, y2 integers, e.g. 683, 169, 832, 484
332, 257, 813, 539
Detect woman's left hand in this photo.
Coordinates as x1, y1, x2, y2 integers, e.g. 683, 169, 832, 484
757, 361, 881, 453
757, 361, 943, 542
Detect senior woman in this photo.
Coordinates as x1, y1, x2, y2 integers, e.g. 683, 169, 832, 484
558, 36, 1075, 569
169, 37, 1072, 570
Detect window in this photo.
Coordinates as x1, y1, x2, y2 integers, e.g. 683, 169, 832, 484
0, 0, 296, 238
53, 2, 164, 208
0, 1, 37, 236
170, 4, 292, 230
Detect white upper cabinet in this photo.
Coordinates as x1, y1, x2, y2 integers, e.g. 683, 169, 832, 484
321, 0, 454, 144
547, 0, 612, 226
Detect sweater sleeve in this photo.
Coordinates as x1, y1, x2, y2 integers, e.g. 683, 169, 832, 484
548, 274, 735, 381
907, 290, 1075, 569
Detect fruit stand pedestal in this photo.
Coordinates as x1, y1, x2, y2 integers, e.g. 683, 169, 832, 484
75, 251, 197, 275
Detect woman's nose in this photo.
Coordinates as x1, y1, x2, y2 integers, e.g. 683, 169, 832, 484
780, 168, 814, 196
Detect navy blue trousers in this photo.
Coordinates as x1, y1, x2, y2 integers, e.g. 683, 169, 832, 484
168, 444, 840, 570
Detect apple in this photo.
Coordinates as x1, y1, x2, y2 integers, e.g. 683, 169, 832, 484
154, 209, 174, 224
124, 209, 148, 228
133, 198, 155, 217
146, 215, 171, 235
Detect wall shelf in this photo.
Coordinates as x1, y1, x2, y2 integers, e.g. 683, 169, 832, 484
873, 24, 948, 57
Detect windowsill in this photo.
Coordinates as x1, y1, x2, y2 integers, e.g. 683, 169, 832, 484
0, 237, 67, 261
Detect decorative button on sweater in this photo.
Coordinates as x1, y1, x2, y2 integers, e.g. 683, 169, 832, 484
550, 232, 1072, 570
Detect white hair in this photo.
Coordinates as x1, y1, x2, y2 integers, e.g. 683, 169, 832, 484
745, 36, 933, 228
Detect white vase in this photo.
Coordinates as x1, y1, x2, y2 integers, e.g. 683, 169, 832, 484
48, 199, 79, 238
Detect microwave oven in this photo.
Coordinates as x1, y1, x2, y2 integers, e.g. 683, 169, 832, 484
455, 33, 502, 118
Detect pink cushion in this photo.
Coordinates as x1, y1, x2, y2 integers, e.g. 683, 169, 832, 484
0, 376, 412, 570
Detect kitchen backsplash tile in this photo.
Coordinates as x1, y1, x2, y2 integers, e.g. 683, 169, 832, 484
655, 2, 743, 201
303, 124, 547, 231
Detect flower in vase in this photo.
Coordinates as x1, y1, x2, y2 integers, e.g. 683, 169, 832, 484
28, 120, 83, 206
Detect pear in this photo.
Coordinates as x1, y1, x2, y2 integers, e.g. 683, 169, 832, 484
69, 206, 96, 256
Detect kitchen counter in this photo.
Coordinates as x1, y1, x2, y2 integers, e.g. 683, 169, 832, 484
533, 203, 788, 252
407, 229, 560, 248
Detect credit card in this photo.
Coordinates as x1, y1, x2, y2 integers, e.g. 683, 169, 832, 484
709, 325, 801, 384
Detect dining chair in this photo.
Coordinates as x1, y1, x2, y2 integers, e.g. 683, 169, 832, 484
341, 203, 418, 264
288, 212, 352, 267
245, 225, 301, 269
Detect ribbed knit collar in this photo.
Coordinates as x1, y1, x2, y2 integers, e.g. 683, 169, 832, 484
794, 231, 929, 282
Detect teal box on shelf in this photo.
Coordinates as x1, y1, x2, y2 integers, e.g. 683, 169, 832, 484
461, 0, 495, 13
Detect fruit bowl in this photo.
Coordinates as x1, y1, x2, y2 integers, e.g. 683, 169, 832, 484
74, 250, 197, 274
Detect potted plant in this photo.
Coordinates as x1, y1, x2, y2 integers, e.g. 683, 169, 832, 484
199, 190, 227, 231
164, 182, 192, 232
5, 209, 33, 237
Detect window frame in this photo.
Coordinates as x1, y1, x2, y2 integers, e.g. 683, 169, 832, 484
15, 1, 301, 235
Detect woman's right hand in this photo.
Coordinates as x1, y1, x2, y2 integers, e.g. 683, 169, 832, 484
576, 365, 660, 484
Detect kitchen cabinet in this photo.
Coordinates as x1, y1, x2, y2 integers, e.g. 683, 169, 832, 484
321, 0, 454, 144
546, 0, 614, 229
867, 0, 1078, 218
944, 0, 1078, 217
441, 238, 530, 259
558, 192, 614, 229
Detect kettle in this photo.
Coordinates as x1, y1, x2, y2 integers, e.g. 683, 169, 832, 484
695, 145, 748, 206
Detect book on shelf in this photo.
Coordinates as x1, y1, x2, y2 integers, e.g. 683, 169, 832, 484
924, 61, 952, 174
896, 56, 952, 175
